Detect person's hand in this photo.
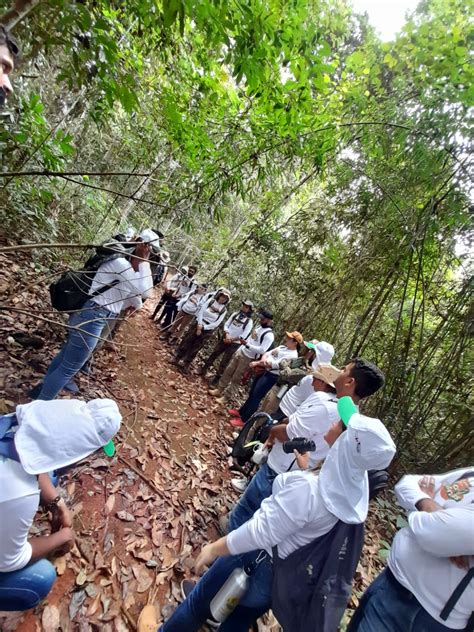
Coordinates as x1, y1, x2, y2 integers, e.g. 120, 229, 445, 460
196, 325, 203, 336
124, 306, 138, 318
51, 499, 73, 533
449, 555, 472, 570
135, 242, 151, 261
294, 449, 310, 470
54, 527, 75, 556
195, 543, 219, 575
249, 361, 258, 368
419, 476, 436, 499
223, 334, 231, 344
239, 337, 247, 345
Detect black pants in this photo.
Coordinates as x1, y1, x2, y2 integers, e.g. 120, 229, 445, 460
176, 326, 213, 366
151, 292, 172, 322
202, 339, 239, 375
155, 296, 178, 329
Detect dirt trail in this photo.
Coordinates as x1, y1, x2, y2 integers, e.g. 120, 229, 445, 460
2, 298, 242, 632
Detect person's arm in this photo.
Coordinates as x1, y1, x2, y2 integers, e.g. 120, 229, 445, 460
196, 300, 209, 328
29, 528, 74, 562
203, 307, 227, 331
266, 423, 290, 446
177, 290, 192, 311
245, 331, 275, 357
407, 506, 474, 557
223, 313, 234, 334
395, 469, 470, 511
241, 318, 253, 340
195, 537, 231, 574
38, 474, 72, 531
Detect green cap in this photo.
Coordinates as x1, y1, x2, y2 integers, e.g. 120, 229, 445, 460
337, 396, 358, 427
102, 440, 115, 457
304, 341, 316, 350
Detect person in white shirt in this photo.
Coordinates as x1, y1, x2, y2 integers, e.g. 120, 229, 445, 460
348, 467, 474, 632
137, 411, 396, 632
209, 309, 275, 404
172, 289, 231, 374
226, 364, 340, 532
229, 331, 303, 426
166, 284, 208, 342
31, 231, 156, 400
200, 300, 254, 382
152, 265, 197, 328
0, 398, 121, 611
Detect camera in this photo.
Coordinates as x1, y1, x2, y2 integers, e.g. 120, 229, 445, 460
282, 437, 316, 454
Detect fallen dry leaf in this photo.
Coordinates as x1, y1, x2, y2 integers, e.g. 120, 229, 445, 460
41, 605, 60, 632
116, 510, 135, 522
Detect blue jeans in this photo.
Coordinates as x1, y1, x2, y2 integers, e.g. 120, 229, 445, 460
160, 551, 273, 632
347, 569, 452, 632
239, 372, 278, 422
0, 559, 56, 611
229, 463, 277, 531
37, 301, 115, 400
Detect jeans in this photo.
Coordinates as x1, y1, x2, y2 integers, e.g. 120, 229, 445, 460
347, 569, 452, 632
0, 559, 57, 611
239, 372, 279, 422
37, 300, 115, 400
229, 463, 277, 531
160, 551, 273, 632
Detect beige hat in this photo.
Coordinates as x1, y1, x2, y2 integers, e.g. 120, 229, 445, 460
312, 363, 341, 388
286, 331, 304, 344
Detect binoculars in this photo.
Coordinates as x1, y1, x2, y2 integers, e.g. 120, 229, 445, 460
282, 437, 316, 454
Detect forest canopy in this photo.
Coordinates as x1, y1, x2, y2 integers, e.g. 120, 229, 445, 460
0, 0, 472, 470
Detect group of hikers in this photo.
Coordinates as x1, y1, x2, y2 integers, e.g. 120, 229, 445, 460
0, 223, 472, 632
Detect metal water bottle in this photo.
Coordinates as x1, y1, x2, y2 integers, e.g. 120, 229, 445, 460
209, 566, 250, 622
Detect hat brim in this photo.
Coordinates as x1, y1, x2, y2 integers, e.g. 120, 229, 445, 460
312, 370, 335, 388
102, 440, 115, 457
285, 331, 303, 343
304, 341, 316, 350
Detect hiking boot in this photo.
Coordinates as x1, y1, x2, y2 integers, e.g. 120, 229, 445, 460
216, 396, 229, 406
218, 514, 229, 536
179, 365, 190, 375
230, 417, 245, 428
228, 408, 240, 417
137, 605, 160, 632
231, 477, 248, 493
208, 388, 221, 396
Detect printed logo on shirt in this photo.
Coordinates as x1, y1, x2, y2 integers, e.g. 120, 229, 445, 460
440, 477, 474, 503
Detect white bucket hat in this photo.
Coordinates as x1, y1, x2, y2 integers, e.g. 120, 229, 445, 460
138, 229, 160, 247
311, 341, 335, 370
14, 399, 122, 475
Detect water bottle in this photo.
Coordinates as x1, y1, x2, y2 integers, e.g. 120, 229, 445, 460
209, 567, 250, 622
251, 442, 269, 465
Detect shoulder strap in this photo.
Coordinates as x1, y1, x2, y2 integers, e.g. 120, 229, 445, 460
440, 568, 474, 626
90, 278, 120, 298
259, 328, 272, 344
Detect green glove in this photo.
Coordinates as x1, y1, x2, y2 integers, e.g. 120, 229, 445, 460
337, 396, 357, 427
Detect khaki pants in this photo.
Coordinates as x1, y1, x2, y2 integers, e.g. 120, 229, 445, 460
218, 351, 252, 401
260, 384, 281, 414
169, 311, 194, 339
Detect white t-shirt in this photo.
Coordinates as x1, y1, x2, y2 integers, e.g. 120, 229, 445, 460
0, 457, 39, 572
227, 470, 338, 560
267, 391, 339, 474
389, 468, 474, 629
89, 258, 153, 314
177, 290, 205, 315
240, 326, 275, 359
262, 345, 298, 374
280, 374, 315, 416
196, 299, 227, 331
224, 312, 253, 341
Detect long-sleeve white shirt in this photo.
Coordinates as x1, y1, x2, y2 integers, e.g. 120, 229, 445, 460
267, 391, 339, 473
177, 290, 205, 315
166, 273, 196, 298
280, 374, 315, 416
262, 345, 298, 374
89, 258, 153, 314
223, 312, 253, 341
196, 299, 228, 331
227, 470, 338, 560
389, 468, 474, 629
240, 326, 275, 359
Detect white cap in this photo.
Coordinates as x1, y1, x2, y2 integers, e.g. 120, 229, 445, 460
14, 399, 122, 475
319, 413, 396, 523
124, 227, 136, 240
139, 229, 160, 246
311, 341, 335, 369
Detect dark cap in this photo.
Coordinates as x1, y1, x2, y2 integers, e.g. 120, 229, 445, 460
259, 308, 273, 320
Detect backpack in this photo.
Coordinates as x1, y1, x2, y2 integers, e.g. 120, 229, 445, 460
272, 520, 365, 632
231, 412, 276, 467
49, 245, 127, 312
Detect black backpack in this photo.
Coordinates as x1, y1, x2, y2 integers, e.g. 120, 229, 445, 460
49, 243, 127, 312
231, 412, 276, 467
272, 520, 365, 632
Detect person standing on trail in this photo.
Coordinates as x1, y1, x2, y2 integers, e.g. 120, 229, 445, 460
0, 398, 121, 611
172, 289, 231, 374
0, 27, 19, 108
152, 265, 198, 330
199, 300, 254, 383
136, 409, 396, 632
29, 231, 157, 400
347, 467, 474, 632
208, 309, 275, 404
165, 284, 208, 343
227, 331, 303, 428
261, 340, 335, 416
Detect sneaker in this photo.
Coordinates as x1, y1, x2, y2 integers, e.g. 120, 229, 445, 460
228, 408, 240, 417
27, 383, 42, 399
208, 388, 221, 396
215, 396, 228, 405
218, 514, 229, 535
230, 417, 245, 428
231, 477, 248, 493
